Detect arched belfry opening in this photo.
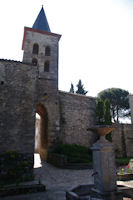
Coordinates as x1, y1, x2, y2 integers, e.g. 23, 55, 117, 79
32, 43, 39, 54
35, 104, 48, 160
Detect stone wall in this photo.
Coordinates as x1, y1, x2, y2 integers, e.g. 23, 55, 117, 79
112, 124, 133, 157
0, 60, 36, 154
59, 91, 97, 147
0, 60, 37, 183
0, 61, 35, 153
0, 58, 132, 179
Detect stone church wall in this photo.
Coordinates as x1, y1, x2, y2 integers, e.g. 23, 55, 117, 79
59, 91, 97, 147
0, 60, 37, 154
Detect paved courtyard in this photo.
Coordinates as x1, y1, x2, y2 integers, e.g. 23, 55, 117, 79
0, 154, 94, 200
1, 154, 133, 200
34, 154, 94, 189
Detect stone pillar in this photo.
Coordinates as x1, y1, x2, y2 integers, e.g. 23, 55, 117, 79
91, 136, 117, 194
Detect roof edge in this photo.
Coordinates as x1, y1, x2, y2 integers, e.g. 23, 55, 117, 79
22, 27, 61, 50
59, 90, 97, 100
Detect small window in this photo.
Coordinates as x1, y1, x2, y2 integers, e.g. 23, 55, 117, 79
32, 58, 38, 66
44, 61, 50, 72
45, 46, 51, 56
32, 43, 39, 54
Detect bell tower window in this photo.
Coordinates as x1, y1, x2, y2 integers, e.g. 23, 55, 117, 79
32, 43, 39, 54
44, 61, 50, 72
45, 46, 51, 56
32, 58, 38, 66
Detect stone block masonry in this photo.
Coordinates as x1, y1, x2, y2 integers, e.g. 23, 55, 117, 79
59, 91, 97, 147
0, 60, 37, 153
112, 124, 133, 158
0, 60, 37, 183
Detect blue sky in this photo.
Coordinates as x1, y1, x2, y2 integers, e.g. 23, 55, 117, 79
0, 0, 133, 97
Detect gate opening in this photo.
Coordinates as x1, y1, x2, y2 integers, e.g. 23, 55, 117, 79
35, 104, 48, 161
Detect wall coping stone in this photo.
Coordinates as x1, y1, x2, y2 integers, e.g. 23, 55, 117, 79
59, 90, 96, 100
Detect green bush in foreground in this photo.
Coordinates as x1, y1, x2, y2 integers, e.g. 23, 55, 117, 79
116, 157, 132, 166
54, 144, 92, 163
0, 150, 34, 185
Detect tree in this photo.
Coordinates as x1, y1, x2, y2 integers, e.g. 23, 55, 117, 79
96, 99, 104, 124
69, 83, 74, 93
104, 98, 112, 142
96, 98, 112, 141
96, 98, 111, 125
98, 88, 130, 123
76, 80, 88, 95
104, 98, 112, 125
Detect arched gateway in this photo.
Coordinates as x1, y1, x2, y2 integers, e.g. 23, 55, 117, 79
35, 104, 48, 160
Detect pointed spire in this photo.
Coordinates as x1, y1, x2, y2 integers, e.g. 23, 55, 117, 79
32, 6, 51, 32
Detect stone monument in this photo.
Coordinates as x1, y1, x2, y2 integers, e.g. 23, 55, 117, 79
66, 125, 132, 200
89, 125, 117, 194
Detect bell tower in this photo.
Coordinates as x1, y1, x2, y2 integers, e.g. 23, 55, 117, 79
22, 6, 61, 89
22, 7, 61, 159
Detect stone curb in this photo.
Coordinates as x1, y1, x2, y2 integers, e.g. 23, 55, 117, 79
0, 184, 46, 197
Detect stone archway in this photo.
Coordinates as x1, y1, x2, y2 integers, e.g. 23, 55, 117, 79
35, 104, 48, 160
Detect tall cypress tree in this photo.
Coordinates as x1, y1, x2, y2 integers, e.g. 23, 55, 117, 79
104, 98, 112, 125
76, 80, 88, 95
104, 98, 112, 142
96, 99, 104, 124
69, 83, 74, 93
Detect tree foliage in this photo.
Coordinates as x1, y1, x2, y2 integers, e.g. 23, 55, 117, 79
96, 98, 111, 125
96, 99, 104, 124
76, 80, 88, 95
104, 98, 112, 125
69, 83, 74, 93
96, 98, 112, 141
98, 88, 130, 122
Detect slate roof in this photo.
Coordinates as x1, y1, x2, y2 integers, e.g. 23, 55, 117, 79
32, 6, 51, 32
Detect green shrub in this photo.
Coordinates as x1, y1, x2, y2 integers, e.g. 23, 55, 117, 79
116, 157, 132, 166
54, 144, 92, 163
0, 150, 34, 185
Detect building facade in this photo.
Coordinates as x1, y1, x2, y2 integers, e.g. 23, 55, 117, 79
0, 7, 96, 166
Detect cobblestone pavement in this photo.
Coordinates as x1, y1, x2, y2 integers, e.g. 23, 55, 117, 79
0, 154, 94, 200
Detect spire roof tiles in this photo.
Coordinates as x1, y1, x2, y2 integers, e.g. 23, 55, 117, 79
32, 6, 51, 32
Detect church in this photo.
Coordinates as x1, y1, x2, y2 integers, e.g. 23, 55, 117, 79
0, 6, 96, 166
1, 7, 133, 185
